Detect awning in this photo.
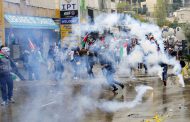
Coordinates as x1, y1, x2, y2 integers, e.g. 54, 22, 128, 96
4, 14, 59, 29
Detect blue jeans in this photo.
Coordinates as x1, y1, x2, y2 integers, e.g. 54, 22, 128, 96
71, 60, 79, 78
103, 68, 123, 89
0, 73, 14, 101
29, 65, 40, 80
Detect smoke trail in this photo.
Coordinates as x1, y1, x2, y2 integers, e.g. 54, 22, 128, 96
177, 74, 185, 87
99, 85, 153, 112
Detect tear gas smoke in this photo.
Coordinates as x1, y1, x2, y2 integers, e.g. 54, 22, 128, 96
16, 13, 184, 122
75, 13, 182, 77
99, 85, 153, 112
177, 74, 185, 87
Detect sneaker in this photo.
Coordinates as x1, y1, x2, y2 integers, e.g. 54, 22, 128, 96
1, 101, 7, 106
8, 98, 15, 103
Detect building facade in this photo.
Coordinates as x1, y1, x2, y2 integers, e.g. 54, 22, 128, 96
81, 0, 119, 23
174, 7, 190, 23
142, 0, 157, 15
0, 0, 5, 46
3, 0, 60, 59
4, 0, 59, 18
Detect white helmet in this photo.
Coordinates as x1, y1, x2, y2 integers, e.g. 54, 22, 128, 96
1, 47, 10, 56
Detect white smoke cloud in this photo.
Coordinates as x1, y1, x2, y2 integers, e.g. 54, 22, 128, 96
99, 85, 153, 112
15, 13, 185, 122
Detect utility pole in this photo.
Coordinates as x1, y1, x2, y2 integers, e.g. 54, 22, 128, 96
0, 0, 5, 46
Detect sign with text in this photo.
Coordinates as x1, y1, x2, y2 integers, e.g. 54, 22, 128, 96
60, 10, 78, 18
61, 24, 72, 39
60, 0, 79, 11
61, 17, 79, 24
5, 0, 20, 3
60, 0, 80, 42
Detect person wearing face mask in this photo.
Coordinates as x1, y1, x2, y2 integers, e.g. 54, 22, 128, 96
0, 47, 15, 106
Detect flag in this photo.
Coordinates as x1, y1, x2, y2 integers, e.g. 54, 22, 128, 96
83, 33, 88, 42
11, 72, 20, 81
81, 33, 88, 48
28, 39, 35, 50
0, 53, 5, 58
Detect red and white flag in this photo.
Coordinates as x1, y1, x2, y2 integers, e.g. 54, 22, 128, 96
28, 39, 35, 50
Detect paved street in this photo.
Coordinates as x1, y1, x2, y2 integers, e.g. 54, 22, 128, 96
1, 0, 190, 122
0, 67, 190, 122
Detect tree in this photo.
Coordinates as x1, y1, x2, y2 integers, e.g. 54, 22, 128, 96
154, 0, 167, 27
183, 23, 190, 43
117, 1, 131, 13
168, 19, 179, 28
181, 23, 190, 55
132, 14, 148, 22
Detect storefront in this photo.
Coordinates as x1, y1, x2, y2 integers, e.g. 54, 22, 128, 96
4, 14, 60, 59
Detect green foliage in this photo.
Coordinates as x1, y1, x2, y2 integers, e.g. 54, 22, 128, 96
182, 23, 190, 42
164, 20, 172, 27
117, 1, 131, 13
80, 0, 86, 10
154, 0, 167, 27
182, 55, 190, 62
132, 14, 148, 23
168, 19, 179, 28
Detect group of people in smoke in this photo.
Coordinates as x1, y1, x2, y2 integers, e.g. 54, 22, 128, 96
125, 32, 169, 86
21, 48, 43, 81
0, 28, 186, 106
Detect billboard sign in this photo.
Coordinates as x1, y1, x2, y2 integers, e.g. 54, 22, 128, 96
60, 10, 78, 18
60, 0, 80, 42
60, 0, 79, 11
61, 17, 79, 24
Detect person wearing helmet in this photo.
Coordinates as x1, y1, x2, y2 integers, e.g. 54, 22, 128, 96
0, 47, 15, 106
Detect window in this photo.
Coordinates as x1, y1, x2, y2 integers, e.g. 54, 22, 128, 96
111, 9, 116, 13
111, 0, 115, 2
88, 9, 94, 23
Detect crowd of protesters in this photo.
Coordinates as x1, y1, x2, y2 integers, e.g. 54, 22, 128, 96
0, 29, 187, 106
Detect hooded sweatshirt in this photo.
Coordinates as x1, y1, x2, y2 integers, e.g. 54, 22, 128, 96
0, 51, 11, 73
